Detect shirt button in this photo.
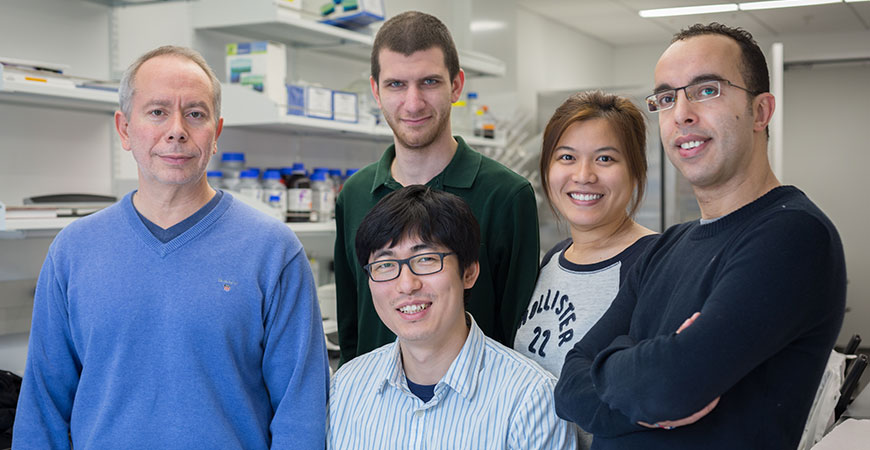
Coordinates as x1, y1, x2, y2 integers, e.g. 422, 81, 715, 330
415, 410, 424, 418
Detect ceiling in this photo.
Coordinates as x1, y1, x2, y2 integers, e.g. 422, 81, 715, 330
516, 0, 870, 46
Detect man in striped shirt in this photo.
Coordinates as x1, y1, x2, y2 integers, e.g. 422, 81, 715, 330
327, 185, 577, 449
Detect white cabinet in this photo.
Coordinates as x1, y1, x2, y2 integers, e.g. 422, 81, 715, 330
191, 0, 506, 78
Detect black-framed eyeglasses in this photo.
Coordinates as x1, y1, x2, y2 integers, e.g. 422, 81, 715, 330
364, 252, 455, 282
645, 79, 759, 112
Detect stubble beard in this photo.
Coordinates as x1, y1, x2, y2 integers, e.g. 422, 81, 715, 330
385, 109, 451, 151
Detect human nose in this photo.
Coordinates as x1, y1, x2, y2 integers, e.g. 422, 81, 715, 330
571, 160, 597, 184
395, 262, 422, 294
165, 112, 188, 143
403, 85, 426, 113
671, 88, 697, 126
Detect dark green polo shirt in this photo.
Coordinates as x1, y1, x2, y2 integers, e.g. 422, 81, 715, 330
334, 137, 540, 365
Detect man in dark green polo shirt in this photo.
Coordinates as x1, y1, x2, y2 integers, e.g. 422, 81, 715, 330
333, 11, 540, 365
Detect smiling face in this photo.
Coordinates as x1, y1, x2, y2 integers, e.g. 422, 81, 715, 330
547, 118, 635, 233
115, 54, 223, 193
367, 236, 478, 352
370, 47, 463, 151
654, 34, 758, 191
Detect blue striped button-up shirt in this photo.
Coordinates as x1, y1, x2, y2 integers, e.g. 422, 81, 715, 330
327, 315, 578, 449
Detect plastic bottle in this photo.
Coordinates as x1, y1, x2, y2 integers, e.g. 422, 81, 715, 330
467, 92, 481, 137
238, 169, 263, 201
310, 169, 334, 222
328, 168, 344, 197
220, 152, 245, 191
285, 163, 313, 222
262, 169, 287, 212
451, 97, 471, 136
480, 105, 496, 139
206, 170, 224, 189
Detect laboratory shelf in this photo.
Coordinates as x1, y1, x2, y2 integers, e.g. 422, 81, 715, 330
0, 217, 78, 239
81, 0, 191, 6
221, 84, 506, 148
191, 1, 506, 78
0, 79, 118, 114
0, 211, 335, 240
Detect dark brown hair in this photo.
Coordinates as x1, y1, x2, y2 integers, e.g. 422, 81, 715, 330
672, 23, 768, 97
540, 91, 648, 219
370, 11, 460, 84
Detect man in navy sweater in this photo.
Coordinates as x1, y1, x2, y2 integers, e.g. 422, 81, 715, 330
554, 23, 846, 449
13, 46, 328, 449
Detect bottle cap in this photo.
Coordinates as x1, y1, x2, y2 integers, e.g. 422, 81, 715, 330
263, 170, 282, 180
207, 171, 223, 177
221, 152, 245, 162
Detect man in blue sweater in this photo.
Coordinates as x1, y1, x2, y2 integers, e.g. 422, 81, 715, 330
13, 46, 328, 449
554, 23, 846, 449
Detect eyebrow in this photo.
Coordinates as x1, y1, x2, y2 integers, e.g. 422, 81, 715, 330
555, 145, 621, 154
381, 74, 445, 85
371, 243, 435, 260
143, 99, 211, 111
654, 73, 726, 93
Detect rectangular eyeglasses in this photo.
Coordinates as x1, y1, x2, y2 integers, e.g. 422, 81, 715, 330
364, 252, 456, 282
645, 79, 757, 112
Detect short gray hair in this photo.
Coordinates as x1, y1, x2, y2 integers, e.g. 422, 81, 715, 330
118, 45, 221, 125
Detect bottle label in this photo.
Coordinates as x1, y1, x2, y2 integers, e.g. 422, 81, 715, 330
264, 189, 287, 210
287, 188, 312, 212
239, 187, 263, 202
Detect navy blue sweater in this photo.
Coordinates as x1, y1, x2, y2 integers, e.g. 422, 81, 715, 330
554, 186, 846, 449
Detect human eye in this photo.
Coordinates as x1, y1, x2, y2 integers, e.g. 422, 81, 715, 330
554, 152, 575, 162
148, 109, 165, 118
655, 91, 676, 107
692, 81, 720, 99
422, 78, 439, 87
386, 80, 404, 89
596, 155, 615, 163
413, 254, 439, 266
372, 260, 397, 274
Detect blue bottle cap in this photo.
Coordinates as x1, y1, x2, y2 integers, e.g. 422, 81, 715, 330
310, 171, 327, 181
221, 152, 245, 162
264, 170, 282, 179
240, 170, 258, 178
207, 171, 223, 177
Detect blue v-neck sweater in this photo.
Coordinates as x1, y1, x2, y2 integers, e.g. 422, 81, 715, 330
14, 191, 329, 449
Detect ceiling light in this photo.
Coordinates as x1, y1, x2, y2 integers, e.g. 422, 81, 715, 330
470, 20, 506, 32
738, 0, 842, 10
640, 3, 739, 17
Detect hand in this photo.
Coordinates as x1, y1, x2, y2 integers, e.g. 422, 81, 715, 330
636, 312, 718, 430
676, 312, 700, 334
637, 396, 720, 429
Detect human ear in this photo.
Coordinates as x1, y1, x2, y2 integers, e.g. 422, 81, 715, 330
114, 110, 132, 151
462, 261, 479, 289
753, 92, 775, 133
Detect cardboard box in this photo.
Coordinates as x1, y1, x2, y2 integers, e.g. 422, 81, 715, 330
226, 41, 287, 105
332, 91, 358, 123
305, 86, 333, 119
286, 84, 305, 116
320, 0, 385, 29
